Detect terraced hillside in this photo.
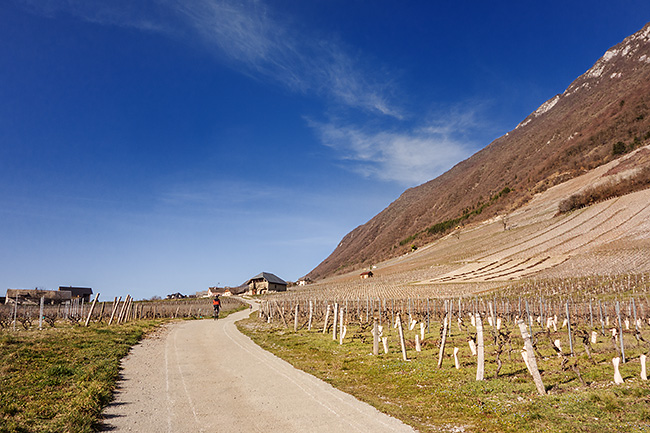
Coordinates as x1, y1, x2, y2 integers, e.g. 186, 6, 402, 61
294, 145, 650, 299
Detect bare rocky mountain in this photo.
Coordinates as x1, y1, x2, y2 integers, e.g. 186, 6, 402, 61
308, 22, 650, 281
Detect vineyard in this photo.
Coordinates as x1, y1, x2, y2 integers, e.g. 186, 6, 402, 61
0, 296, 244, 330
243, 273, 650, 431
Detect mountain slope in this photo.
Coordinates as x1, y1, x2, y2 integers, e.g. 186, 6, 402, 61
308, 22, 650, 281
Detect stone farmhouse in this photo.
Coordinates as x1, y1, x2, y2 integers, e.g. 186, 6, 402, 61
244, 272, 287, 295
5, 288, 72, 305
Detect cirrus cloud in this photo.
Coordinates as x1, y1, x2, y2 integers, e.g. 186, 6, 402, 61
15, 0, 401, 117
308, 112, 479, 186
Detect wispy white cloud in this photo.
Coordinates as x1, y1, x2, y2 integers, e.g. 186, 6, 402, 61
15, 0, 170, 32
166, 0, 401, 117
159, 178, 294, 210
17, 0, 480, 186
308, 112, 478, 186
15, 0, 400, 117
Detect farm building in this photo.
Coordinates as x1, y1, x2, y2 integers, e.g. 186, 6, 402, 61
208, 287, 224, 297
244, 272, 287, 295
58, 286, 93, 302
5, 288, 72, 305
360, 271, 374, 279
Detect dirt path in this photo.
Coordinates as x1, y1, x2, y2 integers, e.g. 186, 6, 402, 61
101, 302, 415, 433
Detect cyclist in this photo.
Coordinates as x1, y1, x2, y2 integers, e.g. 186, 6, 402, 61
213, 295, 221, 319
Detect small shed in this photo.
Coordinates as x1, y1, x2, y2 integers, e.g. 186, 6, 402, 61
244, 272, 287, 295
58, 286, 93, 303
360, 271, 374, 279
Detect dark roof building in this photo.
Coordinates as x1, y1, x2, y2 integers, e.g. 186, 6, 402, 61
244, 272, 287, 294
58, 286, 93, 302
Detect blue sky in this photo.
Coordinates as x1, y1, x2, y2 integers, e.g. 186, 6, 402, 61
1, 1, 649, 299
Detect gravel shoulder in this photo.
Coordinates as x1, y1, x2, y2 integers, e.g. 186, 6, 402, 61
100, 301, 415, 432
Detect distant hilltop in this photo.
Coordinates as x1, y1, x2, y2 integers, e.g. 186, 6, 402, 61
307, 22, 650, 281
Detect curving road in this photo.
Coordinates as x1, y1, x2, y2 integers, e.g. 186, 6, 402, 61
101, 300, 415, 432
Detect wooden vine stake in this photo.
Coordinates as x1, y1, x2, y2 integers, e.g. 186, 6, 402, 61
438, 313, 449, 368
332, 303, 338, 340
293, 303, 299, 332
323, 304, 331, 334
108, 296, 121, 326
396, 313, 409, 361
476, 313, 485, 381
616, 301, 626, 363
565, 302, 574, 356
373, 318, 379, 356
39, 296, 45, 330
84, 293, 100, 327
308, 300, 313, 331
339, 308, 345, 345
274, 301, 287, 327
517, 319, 546, 395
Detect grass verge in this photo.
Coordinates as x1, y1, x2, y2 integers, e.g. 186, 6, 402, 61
0, 321, 162, 433
238, 316, 650, 433
0, 299, 248, 433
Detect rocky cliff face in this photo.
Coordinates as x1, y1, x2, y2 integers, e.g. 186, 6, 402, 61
307, 22, 650, 281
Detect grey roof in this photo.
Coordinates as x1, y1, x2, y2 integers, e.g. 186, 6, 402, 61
244, 272, 287, 286
58, 286, 93, 295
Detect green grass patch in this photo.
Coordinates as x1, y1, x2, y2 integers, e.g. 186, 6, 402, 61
0, 321, 162, 433
238, 316, 650, 432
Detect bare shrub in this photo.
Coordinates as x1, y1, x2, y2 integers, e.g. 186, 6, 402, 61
558, 166, 650, 213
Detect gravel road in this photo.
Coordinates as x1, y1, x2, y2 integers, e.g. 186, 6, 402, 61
101, 301, 415, 432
